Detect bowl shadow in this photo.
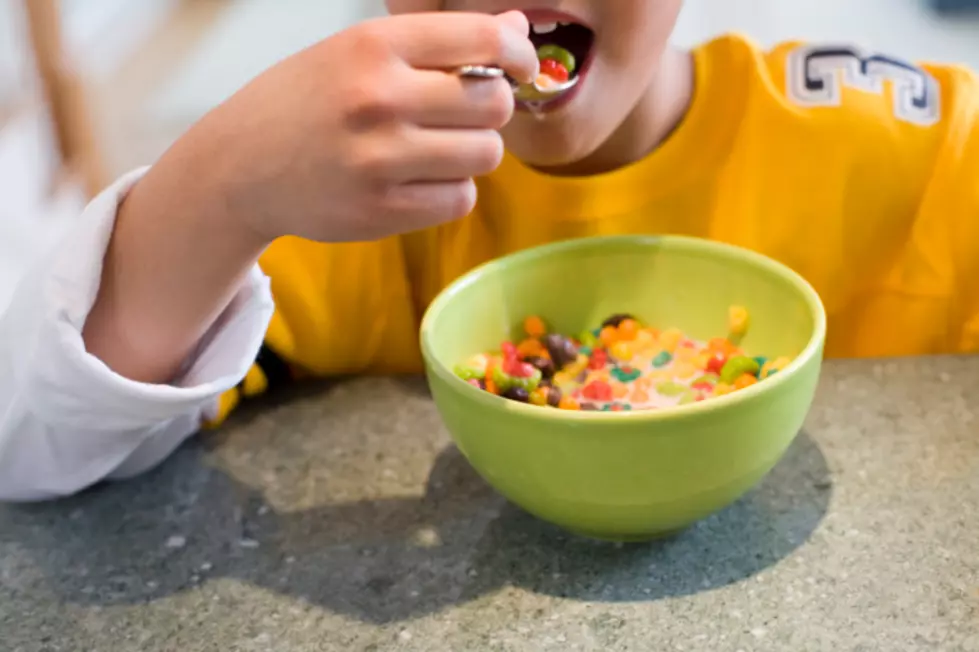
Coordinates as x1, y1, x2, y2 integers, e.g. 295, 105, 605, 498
0, 427, 830, 625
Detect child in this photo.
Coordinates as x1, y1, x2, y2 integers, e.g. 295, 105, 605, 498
2, 1, 978, 501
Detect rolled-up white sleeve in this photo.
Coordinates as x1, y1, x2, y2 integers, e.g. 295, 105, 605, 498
0, 169, 274, 502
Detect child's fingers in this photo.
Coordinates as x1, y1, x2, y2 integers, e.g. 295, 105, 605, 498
382, 179, 478, 228
395, 128, 504, 183
389, 11, 538, 84
406, 69, 514, 129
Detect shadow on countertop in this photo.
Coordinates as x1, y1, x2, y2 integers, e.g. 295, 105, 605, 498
0, 413, 831, 625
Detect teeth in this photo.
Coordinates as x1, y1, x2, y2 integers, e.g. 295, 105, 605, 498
531, 22, 558, 34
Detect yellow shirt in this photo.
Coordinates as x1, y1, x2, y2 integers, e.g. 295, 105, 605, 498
217, 34, 979, 421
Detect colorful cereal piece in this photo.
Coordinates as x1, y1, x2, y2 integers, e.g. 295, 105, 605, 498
537, 44, 576, 74
601, 313, 634, 328
733, 374, 758, 390
599, 326, 619, 347
708, 337, 738, 357
552, 371, 577, 393
543, 333, 578, 367
529, 387, 549, 406
586, 368, 611, 384
523, 315, 547, 338
517, 338, 547, 359
705, 352, 727, 374
719, 355, 761, 385
672, 361, 698, 380
611, 366, 641, 383
693, 352, 711, 370
588, 349, 608, 371
525, 356, 556, 380
691, 374, 717, 392
617, 319, 640, 341
578, 330, 599, 348
678, 390, 698, 405
454, 353, 489, 381
610, 341, 633, 361
712, 382, 734, 397
564, 353, 589, 376
538, 58, 570, 83
652, 351, 673, 368
503, 386, 531, 402
546, 387, 563, 407
771, 356, 792, 371
493, 364, 542, 393
728, 305, 750, 338
582, 380, 614, 402
673, 345, 696, 363
558, 395, 581, 410
655, 380, 687, 397
605, 402, 630, 412
658, 328, 684, 353
633, 329, 657, 351
760, 356, 790, 378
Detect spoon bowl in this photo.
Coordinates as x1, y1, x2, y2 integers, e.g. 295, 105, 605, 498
456, 65, 579, 103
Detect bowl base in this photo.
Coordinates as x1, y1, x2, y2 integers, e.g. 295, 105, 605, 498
566, 526, 689, 544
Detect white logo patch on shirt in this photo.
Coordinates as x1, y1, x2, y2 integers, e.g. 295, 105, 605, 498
786, 44, 941, 127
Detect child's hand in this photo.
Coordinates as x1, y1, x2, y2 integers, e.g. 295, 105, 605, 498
188, 10, 538, 244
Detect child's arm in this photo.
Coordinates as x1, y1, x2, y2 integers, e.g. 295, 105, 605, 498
0, 170, 273, 501
86, 10, 536, 386
0, 11, 537, 502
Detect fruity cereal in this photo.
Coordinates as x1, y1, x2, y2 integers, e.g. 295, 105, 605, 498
535, 44, 575, 87
453, 308, 792, 412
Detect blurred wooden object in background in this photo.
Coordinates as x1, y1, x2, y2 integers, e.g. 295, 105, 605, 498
21, 0, 105, 198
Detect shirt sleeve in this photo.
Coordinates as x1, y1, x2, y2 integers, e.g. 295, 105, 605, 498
749, 39, 979, 355
0, 168, 275, 502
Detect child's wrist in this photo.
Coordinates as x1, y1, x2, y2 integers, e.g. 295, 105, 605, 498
151, 125, 275, 255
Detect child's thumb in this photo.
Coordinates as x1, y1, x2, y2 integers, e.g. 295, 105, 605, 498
493, 11, 538, 79
494, 9, 530, 37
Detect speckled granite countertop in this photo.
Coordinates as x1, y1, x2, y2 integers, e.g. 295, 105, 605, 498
2, 358, 978, 652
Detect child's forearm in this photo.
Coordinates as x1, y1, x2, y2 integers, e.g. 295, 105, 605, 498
83, 128, 269, 385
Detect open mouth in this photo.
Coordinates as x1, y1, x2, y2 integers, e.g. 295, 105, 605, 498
527, 17, 595, 83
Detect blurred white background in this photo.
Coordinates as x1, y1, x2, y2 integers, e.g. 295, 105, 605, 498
2, 0, 979, 308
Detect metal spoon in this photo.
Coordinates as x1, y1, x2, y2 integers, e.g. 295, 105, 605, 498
456, 64, 579, 102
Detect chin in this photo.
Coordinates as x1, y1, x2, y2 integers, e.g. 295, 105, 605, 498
504, 145, 592, 170
500, 115, 615, 172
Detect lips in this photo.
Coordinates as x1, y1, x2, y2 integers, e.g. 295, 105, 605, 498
519, 7, 591, 27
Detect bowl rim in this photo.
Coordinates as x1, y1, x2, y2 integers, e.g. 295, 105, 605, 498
420, 234, 827, 424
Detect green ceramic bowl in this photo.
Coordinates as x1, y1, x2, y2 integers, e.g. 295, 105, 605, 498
420, 235, 826, 541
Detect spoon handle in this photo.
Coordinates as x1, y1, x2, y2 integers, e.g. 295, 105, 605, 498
455, 65, 507, 79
